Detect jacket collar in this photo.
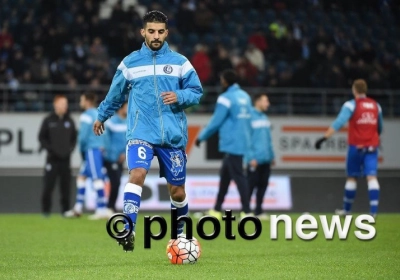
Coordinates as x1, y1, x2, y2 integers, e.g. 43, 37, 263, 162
226, 83, 240, 92
140, 41, 170, 57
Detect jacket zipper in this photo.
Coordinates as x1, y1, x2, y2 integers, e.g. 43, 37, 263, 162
153, 54, 164, 145
180, 115, 184, 138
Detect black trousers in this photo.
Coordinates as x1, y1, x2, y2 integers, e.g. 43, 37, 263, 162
247, 163, 271, 215
41, 158, 71, 214
104, 160, 123, 211
214, 154, 251, 213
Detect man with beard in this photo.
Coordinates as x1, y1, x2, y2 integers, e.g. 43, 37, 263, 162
93, 10, 203, 252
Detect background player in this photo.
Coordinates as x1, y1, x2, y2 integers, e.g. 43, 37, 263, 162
103, 102, 128, 213
64, 92, 111, 220
315, 79, 383, 217
246, 93, 275, 221
196, 69, 253, 220
93, 10, 203, 252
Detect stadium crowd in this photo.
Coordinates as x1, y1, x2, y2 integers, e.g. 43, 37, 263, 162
0, 0, 399, 92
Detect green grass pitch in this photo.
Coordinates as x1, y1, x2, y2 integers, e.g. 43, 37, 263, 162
0, 213, 399, 280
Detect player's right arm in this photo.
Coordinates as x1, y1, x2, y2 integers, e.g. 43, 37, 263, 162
197, 96, 230, 142
78, 114, 93, 156
97, 61, 130, 123
38, 116, 52, 153
330, 101, 354, 133
315, 101, 354, 149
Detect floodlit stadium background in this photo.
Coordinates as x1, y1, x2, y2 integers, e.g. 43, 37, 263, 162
0, 0, 399, 214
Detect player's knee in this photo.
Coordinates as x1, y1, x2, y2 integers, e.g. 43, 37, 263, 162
170, 186, 186, 202
128, 168, 147, 185
367, 175, 378, 182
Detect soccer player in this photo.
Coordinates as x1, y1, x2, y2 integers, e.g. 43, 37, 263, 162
103, 102, 128, 213
64, 92, 111, 220
246, 93, 275, 221
315, 79, 383, 217
38, 95, 77, 217
195, 69, 253, 220
93, 11, 203, 252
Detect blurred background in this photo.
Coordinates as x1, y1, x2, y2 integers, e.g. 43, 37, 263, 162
0, 0, 399, 214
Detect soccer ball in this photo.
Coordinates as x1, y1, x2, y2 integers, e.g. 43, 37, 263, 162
166, 237, 201, 264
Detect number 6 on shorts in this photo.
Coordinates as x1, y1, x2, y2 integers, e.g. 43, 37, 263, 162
126, 140, 154, 171
138, 146, 146, 159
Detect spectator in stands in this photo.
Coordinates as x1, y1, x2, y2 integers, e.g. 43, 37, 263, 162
193, 0, 214, 35
211, 45, 233, 84
235, 57, 259, 87
30, 46, 50, 84
248, 27, 268, 53
263, 65, 278, 87
244, 43, 265, 72
191, 44, 212, 85
0, 25, 14, 50
269, 19, 288, 40
176, 0, 195, 35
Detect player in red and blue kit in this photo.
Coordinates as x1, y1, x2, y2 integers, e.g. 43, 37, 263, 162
315, 79, 383, 217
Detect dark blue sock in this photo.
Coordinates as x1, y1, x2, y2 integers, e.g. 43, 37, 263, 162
171, 197, 189, 235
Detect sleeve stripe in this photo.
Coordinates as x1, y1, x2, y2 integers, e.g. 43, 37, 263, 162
181, 60, 194, 77
344, 101, 355, 111
217, 96, 231, 108
80, 114, 92, 124
377, 103, 382, 113
117, 61, 132, 80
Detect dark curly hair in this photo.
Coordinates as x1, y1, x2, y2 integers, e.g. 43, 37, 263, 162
142, 10, 168, 28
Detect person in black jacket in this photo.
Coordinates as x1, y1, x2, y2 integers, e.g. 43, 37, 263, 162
38, 94, 77, 216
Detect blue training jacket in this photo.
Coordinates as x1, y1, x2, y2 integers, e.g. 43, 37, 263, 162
79, 108, 105, 153
103, 114, 127, 163
198, 83, 252, 156
245, 107, 275, 164
97, 42, 203, 150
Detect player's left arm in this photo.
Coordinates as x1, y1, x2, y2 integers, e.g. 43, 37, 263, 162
174, 60, 203, 109
377, 104, 383, 135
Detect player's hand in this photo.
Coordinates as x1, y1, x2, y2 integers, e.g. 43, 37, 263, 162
118, 153, 126, 164
315, 137, 327, 150
93, 120, 105, 136
161, 92, 178, 105
250, 159, 257, 169
195, 139, 201, 147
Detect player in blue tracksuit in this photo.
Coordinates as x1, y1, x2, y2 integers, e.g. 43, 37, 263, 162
103, 102, 128, 212
196, 69, 252, 220
65, 92, 111, 220
245, 93, 275, 220
93, 11, 203, 252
